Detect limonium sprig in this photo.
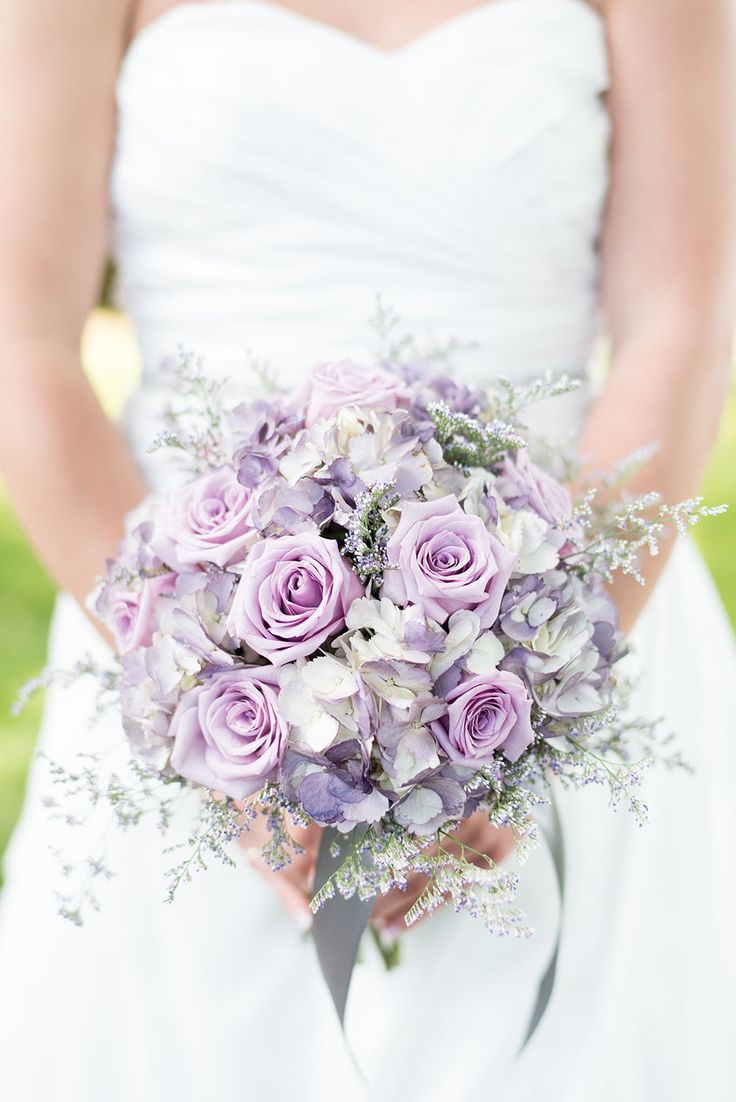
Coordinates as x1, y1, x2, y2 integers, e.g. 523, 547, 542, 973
148, 347, 232, 471
492, 371, 583, 425
564, 490, 727, 584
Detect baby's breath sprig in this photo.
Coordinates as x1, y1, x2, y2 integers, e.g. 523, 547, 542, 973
368, 295, 475, 367
41, 753, 188, 921
164, 791, 246, 902
369, 295, 418, 365
660, 496, 728, 537
249, 786, 311, 872
404, 841, 528, 936
308, 819, 530, 937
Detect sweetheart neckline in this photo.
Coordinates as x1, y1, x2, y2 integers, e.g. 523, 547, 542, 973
120, 0, 604, 78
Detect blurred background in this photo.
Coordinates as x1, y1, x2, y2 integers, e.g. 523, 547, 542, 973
1, 309, 734, 876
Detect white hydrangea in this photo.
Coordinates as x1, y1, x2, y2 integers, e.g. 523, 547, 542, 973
386, 727, 441, 787
278, 656, 359, 752
278, 440, 322, 484
430, 610, 504, 679
344, 597, 436, 666
525, 607, 594, 677
497, 506, 559, 574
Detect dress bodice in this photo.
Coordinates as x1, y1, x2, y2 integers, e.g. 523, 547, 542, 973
110, 0, 610, 462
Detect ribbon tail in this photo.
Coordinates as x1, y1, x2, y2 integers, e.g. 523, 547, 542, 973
520, 789, 566, 1050
312, 826, 374, 1028
312, 801, 565, 1051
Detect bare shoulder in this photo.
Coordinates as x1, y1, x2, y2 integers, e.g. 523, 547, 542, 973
0, 0, 134, 65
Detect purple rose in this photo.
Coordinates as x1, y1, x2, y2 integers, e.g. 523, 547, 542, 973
170, 667, 288, 800
495, 450, 573, 528
227, 533, 365, 665
381, 496, 516, 626
431, 671, 534, 764
152, 466, 256, 569
293, 360, 408, 427
97, 573, 176, 655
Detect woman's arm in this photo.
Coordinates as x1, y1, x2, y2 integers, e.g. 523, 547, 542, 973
582, 0, 736, 630
0, 0, 147, 610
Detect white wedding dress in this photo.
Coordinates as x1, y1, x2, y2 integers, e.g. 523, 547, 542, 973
1, 2, 735, 1099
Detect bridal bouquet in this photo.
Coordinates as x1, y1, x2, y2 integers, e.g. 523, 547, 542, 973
31, 338, 720, 1029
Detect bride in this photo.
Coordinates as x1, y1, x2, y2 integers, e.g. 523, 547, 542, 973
1, 1, 735, 1099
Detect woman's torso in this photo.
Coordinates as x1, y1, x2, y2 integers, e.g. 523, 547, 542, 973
110, 0, 611, 484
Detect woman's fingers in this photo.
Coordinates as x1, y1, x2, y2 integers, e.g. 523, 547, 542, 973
239, 815, 321, 928
371, 816, 516, 936
246, 853, 313, 928
237, 809, 515, 936
371, 872, 437, 933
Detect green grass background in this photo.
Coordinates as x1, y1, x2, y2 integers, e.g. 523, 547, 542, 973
1, 315, 734, 869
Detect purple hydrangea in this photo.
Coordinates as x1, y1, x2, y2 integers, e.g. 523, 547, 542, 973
232, 399, 304, 489
499, 571, 624, 717
280, 740, 390, 829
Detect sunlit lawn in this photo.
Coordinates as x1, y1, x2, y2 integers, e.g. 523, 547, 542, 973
1, 313, 734, 866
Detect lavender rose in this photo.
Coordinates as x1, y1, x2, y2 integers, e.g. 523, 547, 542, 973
152, 466, 256, 569
431, 671, 534, 764
170, 667, 288, 800
97, 573, 176, 655
294, 360, 408, 427
495, 450, 573, 528
381, 496, 516, 627
228, 533, 365, 665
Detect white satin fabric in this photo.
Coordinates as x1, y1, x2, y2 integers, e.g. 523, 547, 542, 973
1, 2, 735, 1100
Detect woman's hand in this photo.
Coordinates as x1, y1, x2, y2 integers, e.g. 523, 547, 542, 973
237, 811, 514, 937
238, 815, 321, 930
370, 814, 515, 936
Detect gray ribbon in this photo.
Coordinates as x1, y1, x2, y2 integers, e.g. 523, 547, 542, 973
312, 797, 565, 1048
520, 791, 565, 1049
312, 825, 374, 1027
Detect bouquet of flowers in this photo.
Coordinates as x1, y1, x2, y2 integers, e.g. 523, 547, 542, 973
30, 338, 721, 1035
